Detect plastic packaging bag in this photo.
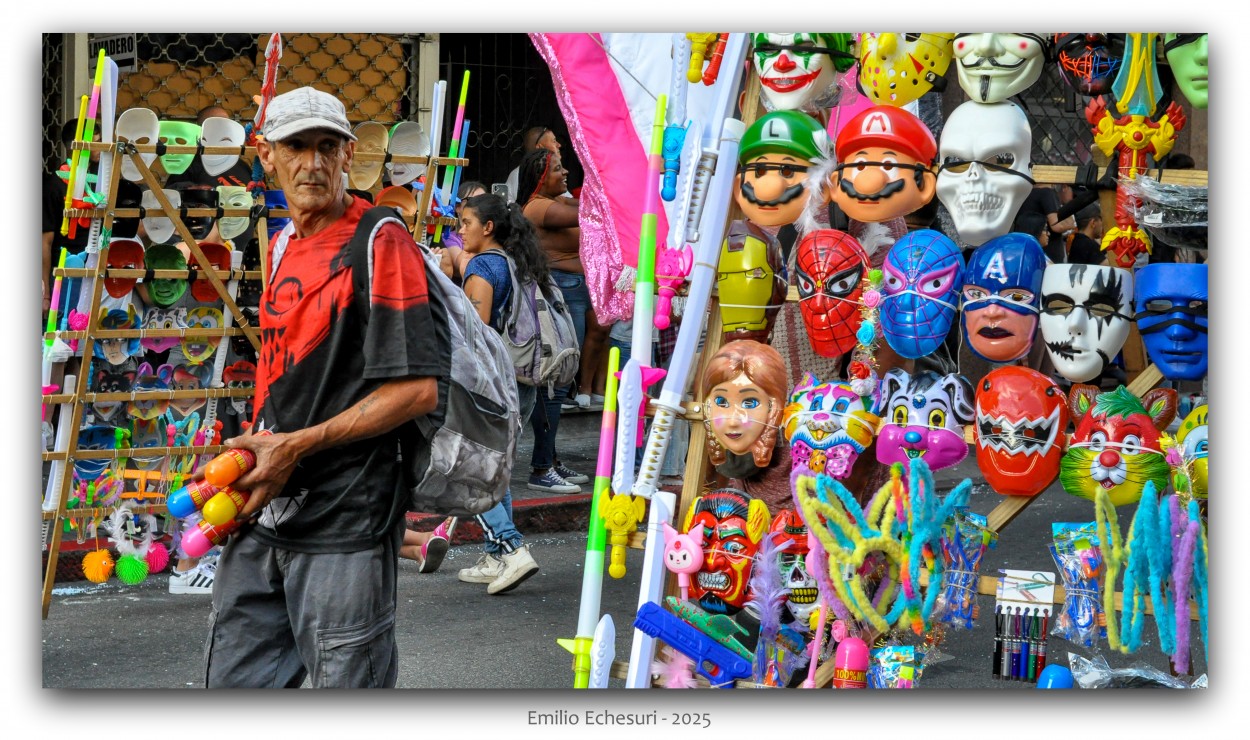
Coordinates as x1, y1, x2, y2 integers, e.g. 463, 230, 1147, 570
1069, 652, 1206, 689
1120, 175, 1208, 252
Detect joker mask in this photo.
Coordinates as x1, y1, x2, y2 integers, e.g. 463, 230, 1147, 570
199, 116, 246, 176
953, 33, 1049, 103
717, 220, 787, 344
1061, 385, 1176, 507
880, 229, 964, 359
769, 509, 818, 625
937, 101, 1034, 247
682, 488, 772, 615
961, 233, 1046, 363
876, 368, 974, 472
1054, 33, 1125, 97
1040, 264, 1134, 383
783, 372, 879, 479
1164, 33, 1208, 109
701, 340, 788, 479
1176, 404, 1208, 501
829, 105, 938, 224
158, 120, 201, 176
857, 33, 956, 107
735, 111, 828, 228
975, 367, 1068, 497
751, 33, 855, 113
1134, 263, 1207, 381
794, 229, 868, 358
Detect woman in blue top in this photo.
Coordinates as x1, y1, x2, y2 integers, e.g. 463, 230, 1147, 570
450, 193, 550, 594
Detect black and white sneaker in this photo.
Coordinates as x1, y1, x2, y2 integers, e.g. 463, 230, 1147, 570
169, 560, 216, 595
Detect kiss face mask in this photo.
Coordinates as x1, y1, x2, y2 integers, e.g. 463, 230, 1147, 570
961, 233, 1046, 363
952, 33, 1049, 103
794, 229, 868, 358
880, 229, 964, 359
937, 101, 1034, 248
1134, 263, 1208, 381
1040, 264, 1134, 383
876, 368, 975, 473
975, 366, 1068, 497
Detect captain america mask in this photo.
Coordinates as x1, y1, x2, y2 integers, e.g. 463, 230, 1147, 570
1134, 263, 1208, 381
961, 233, 1047, 363
881, 229, 965, 359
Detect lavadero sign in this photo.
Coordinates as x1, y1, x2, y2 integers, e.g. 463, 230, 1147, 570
89, 34, 136, 73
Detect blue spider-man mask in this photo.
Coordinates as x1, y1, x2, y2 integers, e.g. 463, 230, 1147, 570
960, 233, 1047, 363
881, 229, 965, 358
1134, 263, 1208, 380
74, 425, 118, 481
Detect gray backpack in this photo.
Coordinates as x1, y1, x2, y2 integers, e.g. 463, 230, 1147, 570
485, 248, 581, 396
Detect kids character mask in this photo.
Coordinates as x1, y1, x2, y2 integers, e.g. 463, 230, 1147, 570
94, 306, 141, 365
717, 220, 787, 344
880, 229, 964, 359
128, 362, 175, 421
1134, 263, 1207, 381
140, 306, 188, 353
182, 307, 224, 364
91, 366, 136, 425
682, 488, 772, 615
1164, 33, 1208, 109
960, 233, 1047, 363
1054, 33, 1126, 97
145, 243, 189, 308
224, 360, 256, 417
937, 101, 1034, 247
975, 367, 1068, 497
857, 33, 956, 107
1040, 264, 1134, 383
701, 340, 788, 480
751, 33, 855, 113
734, 110, 829, 228
876, 368, 975, 472
199, 116, 246, 176
1176, 404, 1208, 501
829, 104, 938, 224
952, 33, 1049, 103
170, 363, 212, 417
158, 120, 201, 176
783, 372, 880, 479
1061, 385, 1177, 507
769, 509, 818, 626
794, 229, 869, 358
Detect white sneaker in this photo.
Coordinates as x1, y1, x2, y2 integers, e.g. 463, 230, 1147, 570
574, 393, 591, 410
487, 545, 540, 595
169, 562, 215, 595
458, 553, 504, 584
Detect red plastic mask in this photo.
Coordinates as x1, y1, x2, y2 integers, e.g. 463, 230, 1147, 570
794, 229, 868, 358
683, 488, 772, 615
974, 367, 1069, 497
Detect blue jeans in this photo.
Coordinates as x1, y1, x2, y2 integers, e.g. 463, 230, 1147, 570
529, 388, 563, 471
551, 269, 590, 349
476, 383, 537, 556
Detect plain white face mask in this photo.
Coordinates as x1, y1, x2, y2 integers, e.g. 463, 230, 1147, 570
200, 117, 246, 176
1039, 264, 1135, 383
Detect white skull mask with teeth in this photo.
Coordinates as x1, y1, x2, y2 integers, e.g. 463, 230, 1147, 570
937, 101, 1033, 248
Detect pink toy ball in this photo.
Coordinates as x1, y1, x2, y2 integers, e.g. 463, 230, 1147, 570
145, 541, 171, 573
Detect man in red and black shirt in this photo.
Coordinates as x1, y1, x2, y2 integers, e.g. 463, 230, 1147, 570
202, 87, 447, 688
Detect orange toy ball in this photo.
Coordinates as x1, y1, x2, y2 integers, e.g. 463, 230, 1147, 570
82, 549, 115, 583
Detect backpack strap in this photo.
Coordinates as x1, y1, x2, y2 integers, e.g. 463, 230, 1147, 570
348, 205, 410, 322
482, 247, 525, 333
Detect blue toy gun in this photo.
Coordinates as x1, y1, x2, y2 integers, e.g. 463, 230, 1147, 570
633, 602, 753, 688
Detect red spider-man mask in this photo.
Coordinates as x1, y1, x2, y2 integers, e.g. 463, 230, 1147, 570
794, 229, 868, 357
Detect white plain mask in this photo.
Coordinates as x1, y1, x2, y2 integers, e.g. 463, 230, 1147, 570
200, 117, 246, 176
116, 108, 160, 182
1039, 264, 1134, 383
140, 188, 180, 245
936, 100, 1033, 248
953, 33, 1047, 103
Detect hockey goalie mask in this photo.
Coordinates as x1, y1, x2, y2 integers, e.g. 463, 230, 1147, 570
857, 33, 957, 107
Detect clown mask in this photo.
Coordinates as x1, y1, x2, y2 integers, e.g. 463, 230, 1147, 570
1040, 264, 1134, 383
734, 111, 828, 228
1164, 33, 1208, 109
140, 306, 188, 353
701, 341, 788, 479
751, 33, 855, 113
829, 105, 938, 224
717, 220, 787, 344
857, 33, 957, 107
182, 307, 224, 364
1176, 404, 1208, 500
975, 367, 1068, 497
1134, 263, 1207, 381
1061, 385, 1176, 507
937, 101, 1034, 247
961, 233, 1046, 363
158, 120, 201, 176
880, 229, 964, 359
794, 229, 869, 358
876, 368, 974, 472
682, 488, 772, 615
1054, 33, 1125, 97
769, 510, 818, 626
953, 33, 1049, 103
783, 372, 879, 479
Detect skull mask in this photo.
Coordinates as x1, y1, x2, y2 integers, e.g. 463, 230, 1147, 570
937, 101, 1034, 248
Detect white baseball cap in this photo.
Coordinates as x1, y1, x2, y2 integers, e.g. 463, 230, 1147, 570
262, 87, 357, 143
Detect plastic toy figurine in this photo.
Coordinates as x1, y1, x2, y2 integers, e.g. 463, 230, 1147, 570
717, 220, 788, 344
734, 110, 829, 229
952, 33, 1050, 103
937, 100, 1035, 247
750, 33, 855, 114
876, 368, 975, 473
857, 33, 956, 107
793, 229, 869, 358
1053, 33, 1126, 97
960, 233, 1047, 363
1061, 385, 1177, 507
662, 522, 705, 602
1164, 33, 1208, 109
974, 367, 1069, 497
827, 105, 938, 224
700, 340, 788, 480
783, 372, 879, 479
1039, 264, 1134, 384
682, 488, 772, 615
1133, 263, 1207, 381
880, 229, 965, 359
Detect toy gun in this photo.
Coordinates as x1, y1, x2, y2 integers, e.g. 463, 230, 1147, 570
634, 601, 752, 688
664, 596, 753, 661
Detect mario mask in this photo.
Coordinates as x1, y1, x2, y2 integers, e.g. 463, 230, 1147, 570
975, 367, 1068, 497
1040, 264, 1134, 384
953, 33, 1049, 103
682, 488, 772, 615
1164, 33, 1208, 109
794, 229, 869, 358
1061, 385, 1176, 507
961, 233, 1047, 363
829, 105, 937, 224
937, 101, 1034, 247
783, 372, 879, 479
1134, 263, 1207, 381
1054, 33, 1126, 97
751, 33, 855, 113
880, 229, 964, 359
876, 368, 974, 472
857, 33, 957, 107
717, 220, 787, 344
735, 111, 829, 228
